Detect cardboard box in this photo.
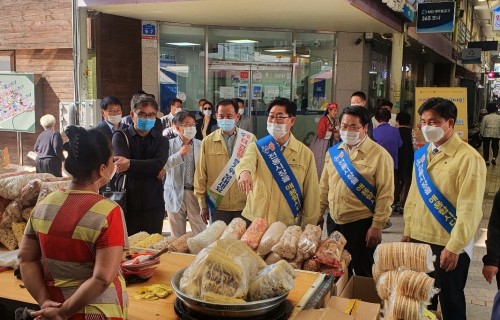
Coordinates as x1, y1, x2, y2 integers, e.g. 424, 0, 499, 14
294, 307, 354, 320
339, 276, 382, 304
333, 273, 349, 296
327, 296, 379, 320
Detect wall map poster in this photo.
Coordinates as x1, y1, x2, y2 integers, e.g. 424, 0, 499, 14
0, 73, 36, 133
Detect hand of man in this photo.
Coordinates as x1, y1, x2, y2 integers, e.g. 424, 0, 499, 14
400, 235, 411, 242
237, 170, 253, 195
156, 168, 166, 180
180, 145, 192, 157
365, 227, 382, 247
200, 208, 209, 225
113, 156, 130, 173
483, 265, 499, 284
440, 248, 459, 272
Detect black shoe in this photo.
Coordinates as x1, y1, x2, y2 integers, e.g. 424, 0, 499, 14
492, 158, 497, 166
486, 160, 490, 166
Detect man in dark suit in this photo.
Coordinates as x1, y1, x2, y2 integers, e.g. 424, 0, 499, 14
95, 96, 128, 141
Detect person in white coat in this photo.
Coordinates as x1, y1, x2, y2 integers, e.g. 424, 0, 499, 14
162, 111, 206, 237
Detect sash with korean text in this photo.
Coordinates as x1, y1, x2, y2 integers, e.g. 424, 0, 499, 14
328, 143, 376, 212
207, 128, 252, 211
414, 144, 457, 234
256, 135, 302, 217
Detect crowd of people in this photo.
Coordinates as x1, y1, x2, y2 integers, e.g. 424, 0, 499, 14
21, 91, 495, 320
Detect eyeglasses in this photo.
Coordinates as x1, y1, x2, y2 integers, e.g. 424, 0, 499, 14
135, 112, 157, 119
340, 124, 363, 131
267, 114, 292, 122
203, 107, 212, 110
178, 123, 196, 127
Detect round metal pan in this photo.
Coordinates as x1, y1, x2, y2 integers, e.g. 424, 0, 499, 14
171, 268, 289, 318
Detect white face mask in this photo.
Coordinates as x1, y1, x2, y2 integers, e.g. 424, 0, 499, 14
203, 110, 212, 116
96, 164, 116, 185
421, 125, 445, 143
267, 122, 288, 139
107, 114, 122, 125
340, 130, 361, 145
238, 108, 244, 115
182, 127, 197, 140
175, 108, 183, 114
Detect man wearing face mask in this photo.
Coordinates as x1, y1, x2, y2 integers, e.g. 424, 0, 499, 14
160, 98, 183, 139
234, 98, 254, 133
112, 95, 169, 235
161, 111, 206, 237
401, 98, 486, 320
194, 99, 256, 225
350, 91, 373, 138
236, 98, 320, 228
319, 105, 394, 277
95, 96, 128, 141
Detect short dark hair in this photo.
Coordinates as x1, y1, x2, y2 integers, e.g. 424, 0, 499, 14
381, 100, 393, 108
417, 97, 457, 123
234, 98, 244, 106
375, 108, 391, 123
173, 111, 196, 125
486, 102, 498, 114
170, 98, 182, 106
63, 126, 111, 182
351, 91, 366, 101
267, 98, 297, 117
396, 112, 411, 126
132, 95, 159, 112
216, 99, 238, 114
339, 105, 371, 127
198, 98, 207, 105
100, 96, 122, 110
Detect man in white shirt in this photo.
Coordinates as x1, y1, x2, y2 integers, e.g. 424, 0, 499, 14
160, 98, 183, 139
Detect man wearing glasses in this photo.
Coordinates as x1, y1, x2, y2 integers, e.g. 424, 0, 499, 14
319, 105, 394, 277
194, 99, 256, 225
112, 95, 169, 235
236, 98, 320, 228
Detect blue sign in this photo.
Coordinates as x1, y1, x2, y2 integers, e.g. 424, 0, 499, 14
402, 4, 415, 22
417, 2, 455, 33
142, 23, 156, 37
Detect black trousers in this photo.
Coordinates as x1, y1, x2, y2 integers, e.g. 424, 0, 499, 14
333, 217, 375, 277
483, 137, 499, 161
35, 158, 62, 177
126, 208, 164, 235
413, 239, 470, 320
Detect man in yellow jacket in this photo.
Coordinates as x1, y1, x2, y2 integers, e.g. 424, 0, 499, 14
319, 105, 394, 277
194, 99, 256, 224
236, 98, 320, 228
402, 98, 486, 320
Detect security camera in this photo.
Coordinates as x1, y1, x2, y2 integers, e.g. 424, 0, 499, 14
354, 37, 363, 46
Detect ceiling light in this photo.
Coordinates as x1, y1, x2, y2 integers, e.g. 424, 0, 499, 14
264, 49, 291, 53
226, 39, 259, 44
166, 42, 200, 46
369, 70, 378, 74
300, 54, 310, 58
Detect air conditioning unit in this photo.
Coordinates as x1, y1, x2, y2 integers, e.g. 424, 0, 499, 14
80, 99, 101, 129
59, 102, 76, 132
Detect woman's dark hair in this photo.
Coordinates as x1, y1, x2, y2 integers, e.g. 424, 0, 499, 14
375, 108, 391, 123
63, 126, 111, 181
486, 102, 498, 114
417, 97, 457, 122
267, 98, 297, 117
339, 105, 371, 127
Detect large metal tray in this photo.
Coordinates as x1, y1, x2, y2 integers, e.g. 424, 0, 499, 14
171, 267, 289, 318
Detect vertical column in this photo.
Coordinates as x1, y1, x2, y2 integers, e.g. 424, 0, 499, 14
78, 8, 88, 102
142, 21, 159, 100
390, 33, 403, 112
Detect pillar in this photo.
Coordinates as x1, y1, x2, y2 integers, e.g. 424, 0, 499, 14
390, 33, 404, 111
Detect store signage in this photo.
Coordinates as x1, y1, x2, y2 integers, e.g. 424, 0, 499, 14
494, 10, 500, 31
468, 41, 499, 51
461, 48, 481, 64
402, 3, 415, 22
142, 22, 157, 40
416, 2, 455, 33
240, 71, 249, 79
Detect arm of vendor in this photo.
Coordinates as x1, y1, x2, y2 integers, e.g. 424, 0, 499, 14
236, 98, 320, 228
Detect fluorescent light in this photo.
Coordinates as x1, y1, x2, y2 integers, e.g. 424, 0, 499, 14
166, 42, 200, 46
300, 54, 310, 58
265, 49, 291, 53
369, 71, 378, 74
226, 39, 258, 44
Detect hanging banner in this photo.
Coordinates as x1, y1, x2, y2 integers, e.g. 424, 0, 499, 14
414, 88, 468, 148
416, 2, 455, 33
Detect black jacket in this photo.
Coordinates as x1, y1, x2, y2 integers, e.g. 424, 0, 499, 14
95, 121, 129, 142
483, 189, 500, 267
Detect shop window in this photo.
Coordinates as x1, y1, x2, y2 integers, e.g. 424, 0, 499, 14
0, 51, 15, 72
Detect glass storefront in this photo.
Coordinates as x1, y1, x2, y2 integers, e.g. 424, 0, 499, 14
159, 25, 336, 141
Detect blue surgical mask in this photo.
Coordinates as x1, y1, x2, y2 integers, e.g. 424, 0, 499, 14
137, 118, 155, 131
217, 119, 235, 132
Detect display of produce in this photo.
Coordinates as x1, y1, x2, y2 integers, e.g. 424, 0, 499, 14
256, 221, 286, 256
248, 260, 296, 301
395, 269, 435, 302
220, 217, 246, 240
36, 180, 70, 203
272, 225, 301, 259
303, 257, 321, 272
391, 295, 422, 320
296, 224, 321, 260
376, 270, 398, 300
264, 252, 282, 265
374, 242, 434, 273
152, 236, 177, 250
17, 179, 43, 207
134, 284, 173, 300
134, 234, 165, 248
240, 217, 268, 249
312, 231, 346, 267
187, 220, 226, 254
0, 227, 18, 250
1, 200, 23, 228
0, 173, 54, 200
128, 231, 150, 246
11, 221, 26, 245
168, 232, 193, 253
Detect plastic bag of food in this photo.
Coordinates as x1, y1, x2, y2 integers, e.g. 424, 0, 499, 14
152, 235, 177, 250
188, 221, 226, 254
312, 231, 346, 267
373, 242, 434, 273
272, 226, 301, 259
296, 224, 321, 260
134, 233, 164, 248
36, 180, 70, 204
247, 260, 295, 301
264, 252, 282, 265
0, 197, 10, 215
240, 218, 268, 250
21, 207, 33, 222
17, 179, 42, 207
0, 173, 54, 200
285, 253, 304, 270
389, 295, 424, 320
303, 257, 321, 272
395, 269, 437, 303
220, 218, 246, 240
256, 221, 287, 256
11, 222, 26, 245
0, 227, 18, 250
1, 201, 23, 228
0, 170, 28, 180
168, 232, 193, 253
376, 270, 398, 300
128, 231, 150, 246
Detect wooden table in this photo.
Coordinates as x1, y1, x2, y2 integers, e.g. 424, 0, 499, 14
0, 252, 327, 319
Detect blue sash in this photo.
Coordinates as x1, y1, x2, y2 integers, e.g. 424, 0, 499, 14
256, 135, 303, 217
414, 144, 456, 233
328, 143, 376, 212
